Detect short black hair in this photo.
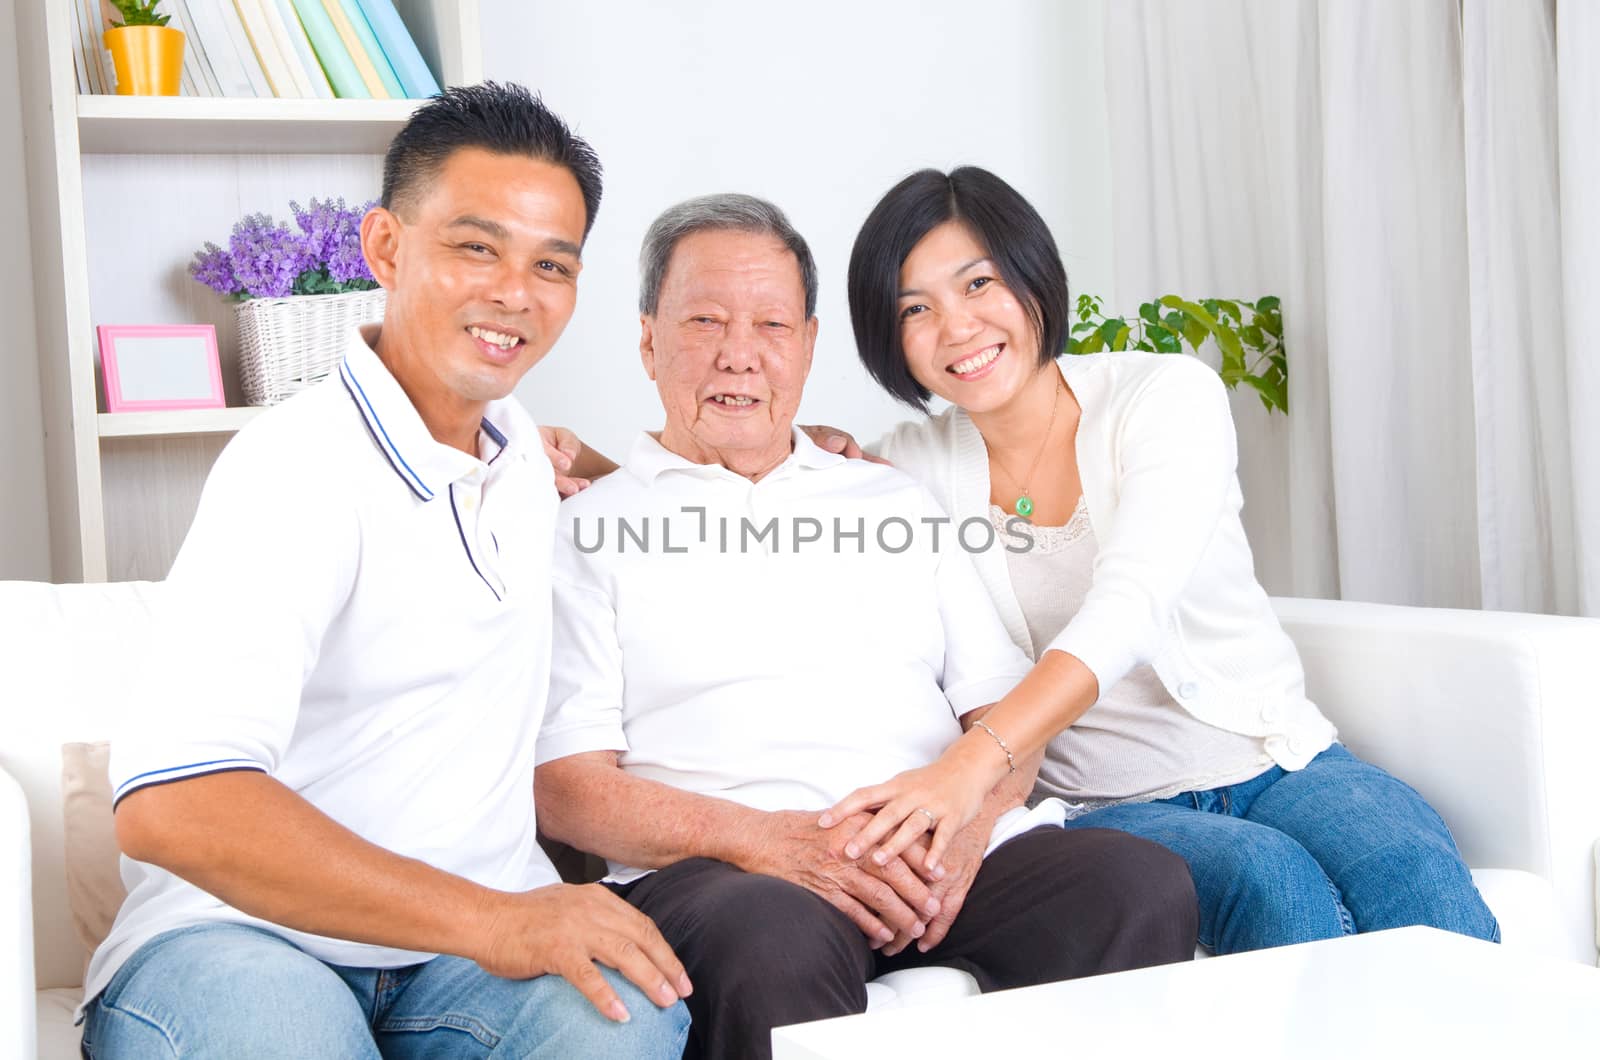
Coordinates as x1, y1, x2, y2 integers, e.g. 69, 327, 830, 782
847, 167, 1070, 411
382, 82, 603, 240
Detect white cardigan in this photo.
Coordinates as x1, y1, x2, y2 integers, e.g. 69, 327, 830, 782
874, 351, 1336, 772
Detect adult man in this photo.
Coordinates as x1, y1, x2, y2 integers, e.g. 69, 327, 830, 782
535, 194, 1199, 1060
82, 84, 690, 1059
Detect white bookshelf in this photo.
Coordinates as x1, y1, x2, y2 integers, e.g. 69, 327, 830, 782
14, 0, 481, 583
77, 96, 431, 154
97, 408, 265, 438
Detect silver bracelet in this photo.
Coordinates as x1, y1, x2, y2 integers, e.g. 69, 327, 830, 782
971, 719, 1016, 774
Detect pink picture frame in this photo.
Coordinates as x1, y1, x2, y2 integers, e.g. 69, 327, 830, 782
98, 324, 226, 413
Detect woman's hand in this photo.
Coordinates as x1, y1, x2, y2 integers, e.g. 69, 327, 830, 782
819, 734, 1003, 874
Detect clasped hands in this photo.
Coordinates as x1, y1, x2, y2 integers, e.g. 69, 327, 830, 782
740, 808, 989, 957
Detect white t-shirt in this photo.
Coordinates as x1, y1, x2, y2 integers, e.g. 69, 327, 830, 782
86, 328, 562, 1009
536, 429, 1034, 882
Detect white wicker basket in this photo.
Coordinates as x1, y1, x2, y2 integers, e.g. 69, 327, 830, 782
235, 288, 387, 406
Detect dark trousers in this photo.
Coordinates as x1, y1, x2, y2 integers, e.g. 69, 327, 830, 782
609, 826, 1198, 1060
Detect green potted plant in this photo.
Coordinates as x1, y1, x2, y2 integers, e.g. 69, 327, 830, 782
103, 0, 184, 96
1066, 294, 1288, 413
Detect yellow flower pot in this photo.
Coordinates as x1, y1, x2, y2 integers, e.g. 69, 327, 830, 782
103, 25, 185, 96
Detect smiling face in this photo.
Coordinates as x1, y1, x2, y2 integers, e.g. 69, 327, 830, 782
896, 220, 1042, 415
362, 146, 588, 447
641, 228, 817, 478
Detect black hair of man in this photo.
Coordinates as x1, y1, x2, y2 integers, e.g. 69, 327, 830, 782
381, 81, 603, 241
847, 167, 1071, 411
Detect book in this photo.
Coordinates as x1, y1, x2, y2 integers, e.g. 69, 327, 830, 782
273, 0, 334, 98
233, 0, 298, 97
352, 0, 440, 98
79, 0, 108, 93
68, 0, 91, 93
290, 0, 369, 98
186, 0, 266, 97
319, 0, 391, 99
169, 0, 225, 95
335, 0, 402, 98
256, 0, 316, 96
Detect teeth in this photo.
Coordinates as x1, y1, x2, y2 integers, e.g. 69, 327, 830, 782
951, 346, 1001, 375
468, 326, 520, 349
714, 395, 755, 406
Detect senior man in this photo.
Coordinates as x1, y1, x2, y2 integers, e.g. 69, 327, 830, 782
82, 85, 689, 1059
535, 194, 1199, 1060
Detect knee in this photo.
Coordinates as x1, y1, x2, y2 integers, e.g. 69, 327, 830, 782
1073, 829, 1199, 943
1341, 839, 1499, 940
521, 968, 691, 1060
696, 873, 861, 981
1204, 830, 1350, 950
604, 992, 691, 1060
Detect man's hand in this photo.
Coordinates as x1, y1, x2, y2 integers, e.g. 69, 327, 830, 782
736, 810, 942, 949
797, 425, 893, 465
472, 882, 692, 1022
539, 426, 592, 497
892, 818, 990, 954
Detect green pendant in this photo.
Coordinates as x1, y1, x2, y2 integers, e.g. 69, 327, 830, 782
1015, 495, 1034, 518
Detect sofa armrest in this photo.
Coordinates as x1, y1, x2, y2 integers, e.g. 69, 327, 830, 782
1, 765, 38, 1060
1272, 596, 1600, 964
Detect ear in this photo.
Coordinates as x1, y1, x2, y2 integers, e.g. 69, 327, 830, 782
361, 207, 402, 290
798, 315, 819, 383
639, 315, 658, 381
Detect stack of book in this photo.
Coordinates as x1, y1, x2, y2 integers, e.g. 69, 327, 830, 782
70, 0, 443, 99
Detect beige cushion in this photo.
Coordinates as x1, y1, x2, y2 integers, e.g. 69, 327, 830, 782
37, 987, 84, 1060
60, 742, 125, 976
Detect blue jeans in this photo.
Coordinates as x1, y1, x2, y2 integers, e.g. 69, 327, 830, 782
80, 922, 690, 1059
1061, 743, 1500, 955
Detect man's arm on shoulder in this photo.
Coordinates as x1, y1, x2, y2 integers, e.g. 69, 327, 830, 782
539, 426, 620, 496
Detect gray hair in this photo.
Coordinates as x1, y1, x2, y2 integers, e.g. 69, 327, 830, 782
638, 193, 818, 318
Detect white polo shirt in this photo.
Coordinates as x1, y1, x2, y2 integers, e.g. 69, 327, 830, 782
536, 429, 1034, 882
86, 327, 562, 1009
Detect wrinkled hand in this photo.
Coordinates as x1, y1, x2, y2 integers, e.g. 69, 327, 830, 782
538, 425, 592, 497
892, 820, 988, 954
797, 425, 893, 465
819, 744, 998, 874
741, 810, 942, 949
473, 882, 691, 1022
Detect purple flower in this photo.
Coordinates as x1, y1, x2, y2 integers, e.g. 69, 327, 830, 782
192, 198, 377, 301
292, 197, 376, 288
228, 213, 314, 299
188, 241, 239, 297
327, 237, 373, 285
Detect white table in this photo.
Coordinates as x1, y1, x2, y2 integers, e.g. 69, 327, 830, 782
772, 927, 1600, 1059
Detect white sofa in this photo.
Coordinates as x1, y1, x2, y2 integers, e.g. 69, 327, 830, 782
3, 582, 1598, 1060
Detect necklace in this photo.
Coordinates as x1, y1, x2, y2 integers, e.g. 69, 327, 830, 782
989, 377, 1062, 519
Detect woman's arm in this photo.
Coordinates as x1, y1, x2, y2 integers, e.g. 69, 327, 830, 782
824, 357, 1241, 868
823, 652, 1096, 870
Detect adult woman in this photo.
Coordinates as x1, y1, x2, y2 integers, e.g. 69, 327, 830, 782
819, 166, 1497, 954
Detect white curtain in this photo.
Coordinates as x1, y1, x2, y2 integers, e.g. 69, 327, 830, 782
1102, 0, 1598, 617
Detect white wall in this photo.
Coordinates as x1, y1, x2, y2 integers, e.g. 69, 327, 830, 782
484, 0, 1115, 457
0, 0, 52, 581
0, 0, 1113, 580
